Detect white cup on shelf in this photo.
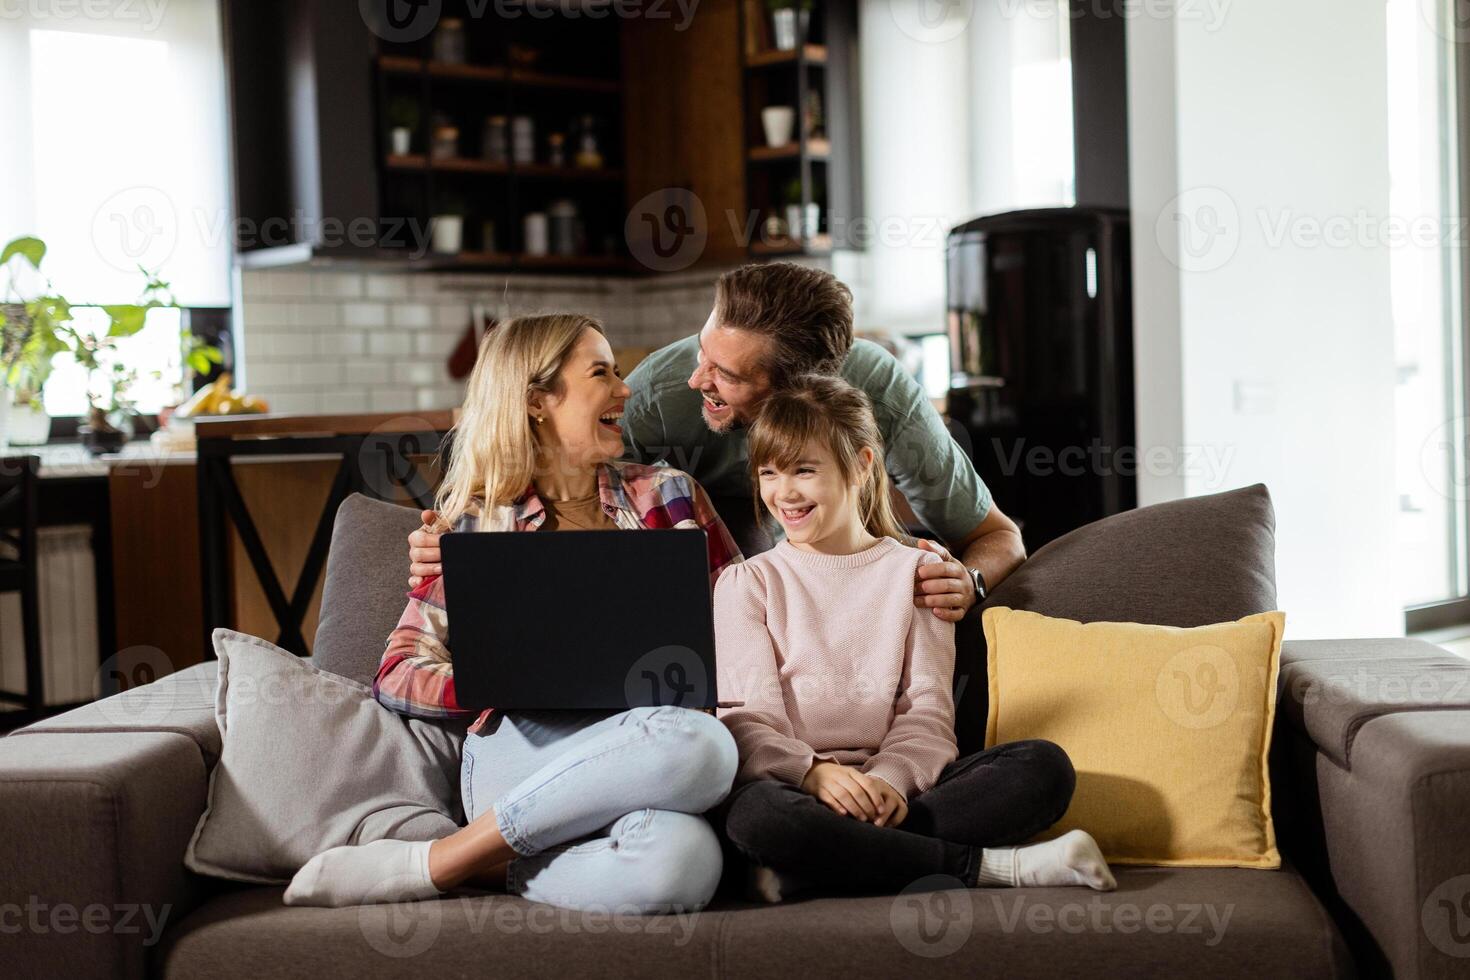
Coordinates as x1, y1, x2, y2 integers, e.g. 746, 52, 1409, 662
431, 215, 463, 254
761, 106, 796, 148
523, 212, 549, 256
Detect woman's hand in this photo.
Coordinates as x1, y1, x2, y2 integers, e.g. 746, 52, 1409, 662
408, 509, 445, 589
801, 762, 894, 824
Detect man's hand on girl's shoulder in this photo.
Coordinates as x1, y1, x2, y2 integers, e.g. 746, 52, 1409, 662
912, 538, 976, 623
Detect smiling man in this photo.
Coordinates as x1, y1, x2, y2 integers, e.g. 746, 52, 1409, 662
409, 262, 1024, 623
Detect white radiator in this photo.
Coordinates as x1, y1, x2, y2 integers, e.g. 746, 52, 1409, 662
0, 525, 100, 706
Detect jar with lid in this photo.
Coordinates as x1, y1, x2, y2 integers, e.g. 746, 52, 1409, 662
574, 114, 603, 169
548, 199, 580, 256
547, 132, 566, 167
430, 126, 459, 161
481, 115, 508, 164
433, 18, 466, 64
512, 115, 535, 165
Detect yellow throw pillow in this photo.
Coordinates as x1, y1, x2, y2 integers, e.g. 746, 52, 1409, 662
982, 607, 1285, 869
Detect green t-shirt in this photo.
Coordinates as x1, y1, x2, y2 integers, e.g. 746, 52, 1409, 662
621, 334, 992, 546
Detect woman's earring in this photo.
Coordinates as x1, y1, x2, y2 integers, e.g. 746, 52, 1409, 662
535, 415, 544, 426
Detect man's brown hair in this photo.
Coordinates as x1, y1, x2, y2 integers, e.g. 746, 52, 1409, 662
713, 262, 854, 387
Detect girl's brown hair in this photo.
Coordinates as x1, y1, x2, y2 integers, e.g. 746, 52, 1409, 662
747, 374, 906, 542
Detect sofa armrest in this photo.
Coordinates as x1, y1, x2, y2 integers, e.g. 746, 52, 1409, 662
0, 730, 212, 980
1274, 638, 1470, 979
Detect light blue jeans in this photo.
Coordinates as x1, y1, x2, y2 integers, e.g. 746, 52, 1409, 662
461, 705, 737, 913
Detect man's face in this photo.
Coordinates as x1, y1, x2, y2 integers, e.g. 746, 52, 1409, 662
686, 311, 774, 433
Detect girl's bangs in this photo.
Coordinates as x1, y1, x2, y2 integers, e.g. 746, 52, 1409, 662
749, 397, 831, 472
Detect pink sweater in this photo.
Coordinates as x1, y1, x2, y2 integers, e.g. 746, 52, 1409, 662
714, 536, 958, 800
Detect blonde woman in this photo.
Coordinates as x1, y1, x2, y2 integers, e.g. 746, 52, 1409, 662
284, 314, 742, 913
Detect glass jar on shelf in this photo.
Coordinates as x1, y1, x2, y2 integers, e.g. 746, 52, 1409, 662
481, 115, 508, 164
433, 18, 466, 64
431, 126, 459, 162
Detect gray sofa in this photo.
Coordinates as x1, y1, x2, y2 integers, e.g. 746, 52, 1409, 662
3, 485, 1469, 978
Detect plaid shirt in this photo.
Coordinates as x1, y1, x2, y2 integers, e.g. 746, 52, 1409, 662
373, 461, 743, 733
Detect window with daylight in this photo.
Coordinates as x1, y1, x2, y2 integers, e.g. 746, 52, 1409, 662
1388, 0, 1470, 627
0, 1, 232, 415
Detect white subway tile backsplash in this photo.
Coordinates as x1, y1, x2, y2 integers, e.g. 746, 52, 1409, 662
317, 331, 367, 356
291, 302, 343, 327
243, 302, 294, 328
370, 388, 416, 412
366, 276, 411, 300
414, 332, 460, 357
320, 390, 372, 413
344, 361, 391, 385
246, 332, 315, 359
391, 304, 434, 330
368, 333, 413, 357
266, 391, 322, 414
395, 361, 442, 386
343, 302, 390, 330
312, 272, 364, 298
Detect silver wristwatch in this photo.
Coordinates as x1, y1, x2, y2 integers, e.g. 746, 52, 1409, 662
968, 567, 987, 602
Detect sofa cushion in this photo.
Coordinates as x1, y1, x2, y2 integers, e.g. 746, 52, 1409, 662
981, 483, 1277, 626
155, 864, 1350, 978
184, 629, 462, 884
952, 484, 1278, 755
314, 493, 424, 686
984, 608, 1284, 868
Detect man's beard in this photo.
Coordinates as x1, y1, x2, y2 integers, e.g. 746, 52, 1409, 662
701, 403, 746, 434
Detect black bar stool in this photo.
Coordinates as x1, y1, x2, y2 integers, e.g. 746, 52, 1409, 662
0, 454, 42, 720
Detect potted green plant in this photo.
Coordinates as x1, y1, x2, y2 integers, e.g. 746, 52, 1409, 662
0, 235, 220, 454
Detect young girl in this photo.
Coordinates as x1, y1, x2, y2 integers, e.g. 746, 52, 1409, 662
714, 375, 1115, 899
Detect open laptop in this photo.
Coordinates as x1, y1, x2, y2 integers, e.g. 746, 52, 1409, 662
441, 529, 725, 711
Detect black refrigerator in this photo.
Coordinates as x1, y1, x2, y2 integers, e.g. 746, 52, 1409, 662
944, 207, 1135, 550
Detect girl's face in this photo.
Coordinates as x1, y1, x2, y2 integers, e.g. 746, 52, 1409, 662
757, 438, 874, 551
530, 328, 631, 469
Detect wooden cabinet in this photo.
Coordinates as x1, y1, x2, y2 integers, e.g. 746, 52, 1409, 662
622, 0, 749, 267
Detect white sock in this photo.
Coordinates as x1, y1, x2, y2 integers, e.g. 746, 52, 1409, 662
746, 865, 814, 904
283, 839, 441, 908
975, 829, 1116, 891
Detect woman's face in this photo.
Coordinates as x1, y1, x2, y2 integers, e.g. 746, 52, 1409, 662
531, 327, 631, 470
757, 438, 873, 550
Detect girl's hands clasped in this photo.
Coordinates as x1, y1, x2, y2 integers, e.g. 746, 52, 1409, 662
801, 761, 908, 827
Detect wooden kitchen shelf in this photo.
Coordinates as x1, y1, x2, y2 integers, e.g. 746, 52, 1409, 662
751, 234, 832, 257
376, 55, 619, 93
745, 45, 827, 68
748, 139, 830, 162
386, 154, 623, 180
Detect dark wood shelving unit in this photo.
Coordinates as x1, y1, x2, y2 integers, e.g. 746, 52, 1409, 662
373, 7, 627, 272
738, 1, 861, 258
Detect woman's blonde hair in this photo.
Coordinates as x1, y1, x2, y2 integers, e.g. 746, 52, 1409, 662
747, 374, 906, 542
436, 313, 604, 528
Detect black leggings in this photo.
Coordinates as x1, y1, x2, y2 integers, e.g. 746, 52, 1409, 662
713, 739, 1075, 894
